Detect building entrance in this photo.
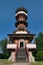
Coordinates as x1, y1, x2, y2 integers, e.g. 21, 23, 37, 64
20, 42, 24, 48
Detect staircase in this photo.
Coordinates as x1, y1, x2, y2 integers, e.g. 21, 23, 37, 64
16, 48, 27, 62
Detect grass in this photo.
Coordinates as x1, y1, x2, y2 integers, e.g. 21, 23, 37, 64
0, 59, 13, 65
32, 62, 43, 65
0, 59, 43, 65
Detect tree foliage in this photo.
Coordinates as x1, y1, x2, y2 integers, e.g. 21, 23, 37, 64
0, 38, 11, 59
35, 32, 43, 61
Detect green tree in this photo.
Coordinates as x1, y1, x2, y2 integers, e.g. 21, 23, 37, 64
35, 32, 43, 61
0, 38, 11, 59
36, 51, 43, 61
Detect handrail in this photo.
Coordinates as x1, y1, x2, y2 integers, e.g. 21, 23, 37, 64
25, 45, 29, 61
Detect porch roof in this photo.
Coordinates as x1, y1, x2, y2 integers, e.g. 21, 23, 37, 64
8, 34, 35, 42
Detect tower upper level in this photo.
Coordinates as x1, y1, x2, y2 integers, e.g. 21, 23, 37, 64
15, 7, 28, 21
15, 7, 28, 28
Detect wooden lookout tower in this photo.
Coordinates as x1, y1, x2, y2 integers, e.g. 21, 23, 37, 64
7, 7, 36, 62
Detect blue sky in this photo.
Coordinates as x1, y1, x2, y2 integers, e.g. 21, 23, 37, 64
0, 0, 43, 40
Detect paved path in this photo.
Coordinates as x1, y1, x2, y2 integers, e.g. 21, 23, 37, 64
12, 62, 31, 65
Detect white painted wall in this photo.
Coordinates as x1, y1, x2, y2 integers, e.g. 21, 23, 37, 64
7, 44, 17, 49
26, 44, 36, 49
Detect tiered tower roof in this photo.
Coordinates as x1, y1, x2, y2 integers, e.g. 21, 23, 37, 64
15, 7, 28, 28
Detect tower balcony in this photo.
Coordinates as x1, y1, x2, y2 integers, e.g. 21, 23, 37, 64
7, 44, 18, 49
26, 44, 36, 49
15, 21, 28, 27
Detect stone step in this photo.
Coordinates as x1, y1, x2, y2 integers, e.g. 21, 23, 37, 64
17, 52, 26, 55
17, 55, 26, 57
16, 48, 26, 62
16, 53, 26, 57
17, 54, 26, 56
17, 51, 26, 53
16, 56, 26, 61
18, 49, 25, 52
17, 60, 26, 62
17, 50, 26, 55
